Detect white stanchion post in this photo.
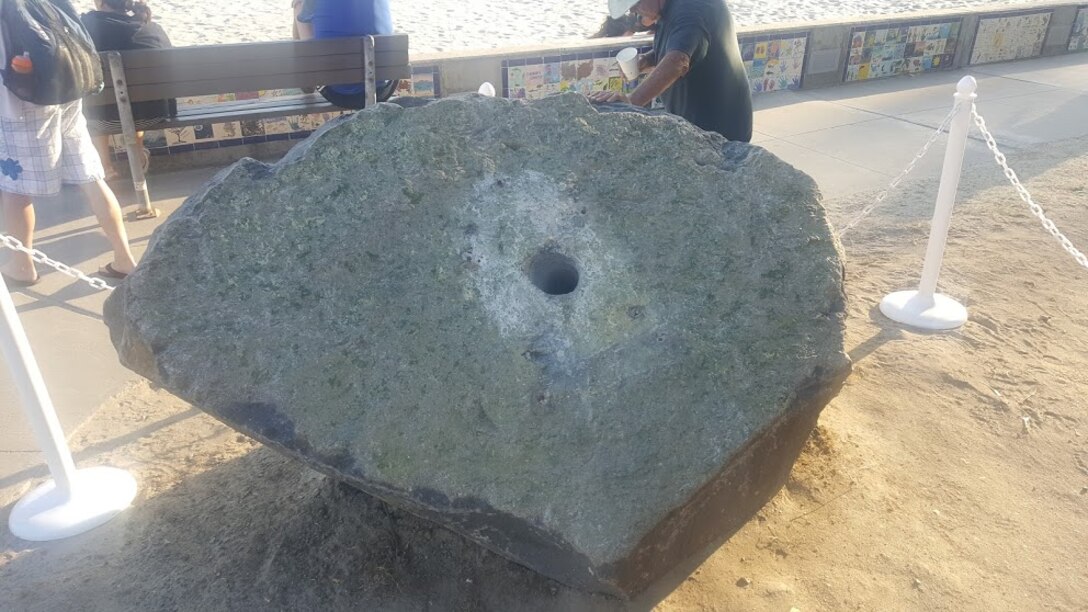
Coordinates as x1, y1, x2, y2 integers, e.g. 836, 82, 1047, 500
880, 76, 977, 331
1, 276, 137, 541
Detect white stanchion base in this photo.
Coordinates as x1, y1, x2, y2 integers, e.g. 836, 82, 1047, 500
8, 466, 137, 542
880, 290, 968, 330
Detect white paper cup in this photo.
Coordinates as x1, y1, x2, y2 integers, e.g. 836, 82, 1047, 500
616, 47, 640, 81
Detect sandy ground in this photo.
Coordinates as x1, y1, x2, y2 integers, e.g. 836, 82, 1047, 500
74, 0, 1065, 52
1, 137, 1086, 610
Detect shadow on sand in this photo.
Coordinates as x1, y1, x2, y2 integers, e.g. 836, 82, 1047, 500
1, 442, 736, 611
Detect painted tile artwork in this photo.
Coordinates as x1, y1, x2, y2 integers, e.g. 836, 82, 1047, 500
502, 50, 648, 101
970, 11, 1052, 65
845, 20, 962, 82
396, 65, 440, 97
740, 34, 808, 93
502, 35, 807, 101
1070, 7, 1088, 52
116, 67, 441, 156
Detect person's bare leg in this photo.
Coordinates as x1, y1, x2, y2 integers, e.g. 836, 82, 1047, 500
80, 179, 137, 274
292, 0, 314, 40
93, 134, 118, 179
137, 131, 149, 172
0, 191, 38, 282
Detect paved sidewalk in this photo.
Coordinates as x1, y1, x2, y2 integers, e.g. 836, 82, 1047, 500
1, 52, 1085, 489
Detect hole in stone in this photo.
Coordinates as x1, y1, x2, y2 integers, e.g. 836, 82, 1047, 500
529, 252, 579, 296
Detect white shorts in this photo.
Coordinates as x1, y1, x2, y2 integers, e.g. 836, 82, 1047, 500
0, 99, 105, 198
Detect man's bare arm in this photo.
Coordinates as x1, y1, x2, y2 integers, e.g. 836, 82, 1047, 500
628, 50, 690, 107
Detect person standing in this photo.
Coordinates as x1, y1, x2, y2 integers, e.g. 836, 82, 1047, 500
81, 0, 176, 181
0, 2, 138, 284
589, 0, 752, 143
291, 0, 399, 109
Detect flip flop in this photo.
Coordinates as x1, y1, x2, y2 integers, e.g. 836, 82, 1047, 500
2, 272, 40, 288
96, 263, 129, 280
127, 207, 162, 221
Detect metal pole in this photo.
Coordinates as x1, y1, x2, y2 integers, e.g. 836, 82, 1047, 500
107, 52, 158, 220
0, 275, 77, 497
364, 35, 378, 109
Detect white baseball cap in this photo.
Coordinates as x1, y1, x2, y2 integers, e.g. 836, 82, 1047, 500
609, 0, 640, 19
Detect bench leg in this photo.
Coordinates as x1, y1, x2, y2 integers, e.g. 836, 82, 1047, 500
106, 52, 159, 221
364, 35, 378, 109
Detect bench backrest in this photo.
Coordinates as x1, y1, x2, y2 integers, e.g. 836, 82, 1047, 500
85, 34, 410, 106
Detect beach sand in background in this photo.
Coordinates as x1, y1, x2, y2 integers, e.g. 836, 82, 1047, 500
76, 0, 1059, 51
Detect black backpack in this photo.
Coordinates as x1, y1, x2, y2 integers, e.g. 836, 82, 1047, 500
1, 0, 104, 105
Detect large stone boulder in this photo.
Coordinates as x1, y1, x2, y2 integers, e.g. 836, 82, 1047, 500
104, 94, 850, 598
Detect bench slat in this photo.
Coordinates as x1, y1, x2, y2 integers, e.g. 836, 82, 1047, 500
107, 35, 409, 70
96, 96, 345, 135
113, 50, 409, 87
88, 64, 412, 105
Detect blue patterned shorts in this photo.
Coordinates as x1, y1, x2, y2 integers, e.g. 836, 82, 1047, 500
0, 99, 104, 198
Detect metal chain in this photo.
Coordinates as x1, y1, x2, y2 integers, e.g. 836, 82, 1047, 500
837, 101, 961, 238
0, 233, 115, 291
971, 105, 1088, 271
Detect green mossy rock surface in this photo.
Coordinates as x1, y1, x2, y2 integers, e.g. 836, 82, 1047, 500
105, 94, 850, 597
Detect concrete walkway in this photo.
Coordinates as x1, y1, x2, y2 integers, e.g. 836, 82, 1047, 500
1, 52, 1085, 489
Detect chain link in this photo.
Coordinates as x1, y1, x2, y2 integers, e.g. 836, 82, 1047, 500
0, 233, 115, 291
837, 101, 961, 238
971, 105, 1088, 271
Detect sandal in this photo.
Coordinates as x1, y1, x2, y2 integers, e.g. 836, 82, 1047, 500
96, 263, 129, 280
127, 207, 162, 221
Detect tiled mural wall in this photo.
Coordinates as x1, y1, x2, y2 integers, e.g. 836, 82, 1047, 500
845, 19, 962, 82
1070, 6, 1088, 52
742, 33, 808, 93
502, 49, 650, 101
970, 11, 1052, 64
501, 32, 809, 102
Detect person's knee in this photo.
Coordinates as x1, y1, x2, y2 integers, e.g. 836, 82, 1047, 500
1, 191, 33, 209
78, 179, 110, 200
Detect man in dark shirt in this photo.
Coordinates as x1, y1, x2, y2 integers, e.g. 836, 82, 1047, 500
589, 0, 752, 142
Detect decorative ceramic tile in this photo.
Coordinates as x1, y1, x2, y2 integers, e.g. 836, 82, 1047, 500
163, 126, 195, 146
262, 117, 293, 135
1070, 7, 1088, 52
240, 120, 265, 138
503, 49, 646, 101
845, 19, 961, 82
970, 11, 1051, 65
192, 123, 216, 140
142, 130, 168, 150
235, 91, 260, 101
259, 89, 305, 100
212, 121, 242, 140
740, 34, 808, 93
398, 66, 441, 97
178, 95, 220, 107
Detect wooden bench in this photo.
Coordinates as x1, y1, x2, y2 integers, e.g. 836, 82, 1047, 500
85, 35, 410, 218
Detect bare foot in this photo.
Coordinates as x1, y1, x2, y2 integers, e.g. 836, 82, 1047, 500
1, 259, 39, 284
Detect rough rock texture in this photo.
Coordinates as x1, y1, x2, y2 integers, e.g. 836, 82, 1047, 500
104, 94, 850, 598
